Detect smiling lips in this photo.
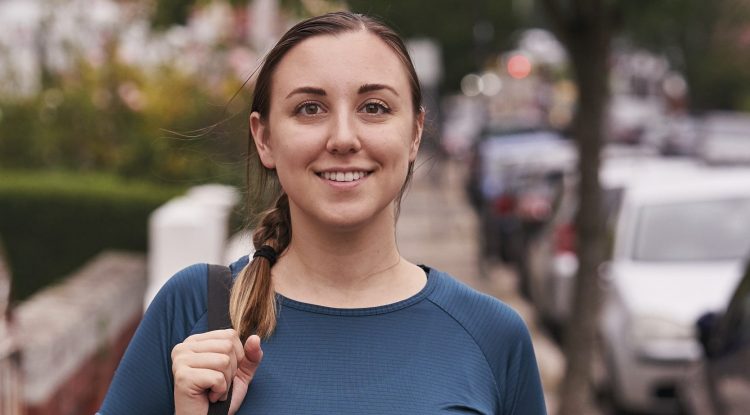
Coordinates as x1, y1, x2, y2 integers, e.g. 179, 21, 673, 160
318, 171, 371, 182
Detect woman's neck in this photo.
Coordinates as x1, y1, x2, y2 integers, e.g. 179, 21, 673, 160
270, 206, 426, 308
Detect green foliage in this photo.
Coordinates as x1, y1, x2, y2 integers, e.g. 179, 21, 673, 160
0, 170, 185, 301
347, 0, 523, 92
149, 0, 525, 92
151, 0, 249, 28
620, 0, 750, 111
0, 52, 248, 187
0, 1, 257, 300
151, 0, 195, 28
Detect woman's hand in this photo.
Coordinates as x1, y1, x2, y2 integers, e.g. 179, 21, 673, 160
227, 335, 263, 414
172, 329, 264, 415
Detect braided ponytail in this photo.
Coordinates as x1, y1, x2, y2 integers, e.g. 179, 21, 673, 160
229, 193, 291, 340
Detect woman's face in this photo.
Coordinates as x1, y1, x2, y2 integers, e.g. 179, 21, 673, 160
251, 30, 423, 231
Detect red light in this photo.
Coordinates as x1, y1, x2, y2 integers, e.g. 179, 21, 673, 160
507, 55, 531, 79
554, 222, 576, 253
492, 195, 516, 215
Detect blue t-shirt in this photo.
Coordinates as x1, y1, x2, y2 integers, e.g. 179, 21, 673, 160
100, 256, 547, 414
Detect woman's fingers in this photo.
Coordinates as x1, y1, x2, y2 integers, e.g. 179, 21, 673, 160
172, 329, 245, 412
237, 335, 263, 382
172, 329, 242, 401
173, 352, 234, 400
182, 329, 244, 362
178, 337, 243, 399
174, 365, 228, 402
229, 335, 264, 415
173, 332, 264, 415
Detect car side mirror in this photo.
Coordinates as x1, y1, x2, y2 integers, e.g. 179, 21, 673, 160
696, 312, 722, 358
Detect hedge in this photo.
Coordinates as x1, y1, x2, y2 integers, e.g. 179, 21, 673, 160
0, 170, 185, 301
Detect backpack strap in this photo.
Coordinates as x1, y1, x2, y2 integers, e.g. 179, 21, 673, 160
207, 264, 233, 330
207, 264, 233, 415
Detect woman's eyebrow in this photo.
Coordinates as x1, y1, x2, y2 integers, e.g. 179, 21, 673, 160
359, 83, 399, 96
285, 86, 326, 99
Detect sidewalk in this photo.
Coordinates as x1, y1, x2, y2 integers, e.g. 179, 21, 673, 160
397, 156, 564, 413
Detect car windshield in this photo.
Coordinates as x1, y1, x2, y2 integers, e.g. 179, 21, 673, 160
633, 197, 750, 261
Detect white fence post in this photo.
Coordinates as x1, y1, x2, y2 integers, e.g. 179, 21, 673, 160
145, 184, 239, 310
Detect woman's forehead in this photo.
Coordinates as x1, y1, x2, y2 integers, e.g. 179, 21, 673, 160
270, 31, 411, 97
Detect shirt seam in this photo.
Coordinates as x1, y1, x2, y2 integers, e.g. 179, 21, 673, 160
276, 269, 438, 316
426, 296, 503, 408
278, 286, 436, 315
192, 311, 208, 333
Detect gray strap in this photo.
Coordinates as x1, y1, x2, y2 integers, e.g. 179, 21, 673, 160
207, 265, 233, 330
207, 264, 233, 415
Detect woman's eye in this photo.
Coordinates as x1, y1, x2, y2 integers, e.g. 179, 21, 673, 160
362, 102, 390, 115
297, 103, 322, 115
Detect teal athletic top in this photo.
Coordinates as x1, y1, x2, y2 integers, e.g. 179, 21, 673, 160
99, 256, 547, 414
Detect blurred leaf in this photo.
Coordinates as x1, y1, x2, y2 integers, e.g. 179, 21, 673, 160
347, 0, 522, 92
0, 48, 247, 186
620, 0, 750, 111
151, 0, 195, 28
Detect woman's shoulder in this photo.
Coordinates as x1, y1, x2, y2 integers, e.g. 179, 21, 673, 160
425, 267, 542, 409
153, 256, 249, 306
141, 257, 248, 341
228, 255, 250, 278
426, 267, 531, 343
145, 263, 211, 333
165, 262, 209, 288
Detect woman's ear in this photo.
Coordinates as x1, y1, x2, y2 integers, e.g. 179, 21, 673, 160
250, 112, 275, 169
409, 108, 425, 162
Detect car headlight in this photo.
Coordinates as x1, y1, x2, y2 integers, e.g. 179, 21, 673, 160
629, 315, 701, 362
630, 315, 694, 342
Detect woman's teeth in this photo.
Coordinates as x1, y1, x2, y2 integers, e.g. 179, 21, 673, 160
321, 171, 369, 182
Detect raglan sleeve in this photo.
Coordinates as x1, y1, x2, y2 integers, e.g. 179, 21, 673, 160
97, 264, 209, 415
500, 311, 547, 415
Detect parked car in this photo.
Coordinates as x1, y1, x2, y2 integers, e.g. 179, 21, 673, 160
679, 257, 750, 415
599, 166, 750, 413
522, 154, 699, 329
697, 111, 750, 166
607, 94, 664, 145
466, 127, 574, 265
640, 115, 700, 157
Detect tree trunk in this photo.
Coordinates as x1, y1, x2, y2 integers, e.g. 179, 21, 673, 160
540, 1, 612, 414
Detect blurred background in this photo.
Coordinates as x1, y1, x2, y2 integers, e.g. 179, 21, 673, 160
2, 0, 750, 414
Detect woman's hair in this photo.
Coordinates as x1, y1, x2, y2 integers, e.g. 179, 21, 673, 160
229, 11, 424, 340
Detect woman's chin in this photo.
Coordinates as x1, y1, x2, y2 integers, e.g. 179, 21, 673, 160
309, 206, 395, 233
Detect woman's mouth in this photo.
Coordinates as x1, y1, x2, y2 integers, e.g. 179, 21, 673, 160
318, 171, 371, 182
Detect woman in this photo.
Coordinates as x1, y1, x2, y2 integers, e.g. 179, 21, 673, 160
99, 11, 546, 415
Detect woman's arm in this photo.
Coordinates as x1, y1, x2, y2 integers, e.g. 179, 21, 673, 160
99, 265, 209, 414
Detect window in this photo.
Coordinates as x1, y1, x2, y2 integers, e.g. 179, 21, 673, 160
633, 198, 750, 261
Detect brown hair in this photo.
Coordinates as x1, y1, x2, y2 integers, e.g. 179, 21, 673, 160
229, 11, 424, 340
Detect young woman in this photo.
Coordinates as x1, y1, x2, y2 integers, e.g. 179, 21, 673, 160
99, 11, 546, 415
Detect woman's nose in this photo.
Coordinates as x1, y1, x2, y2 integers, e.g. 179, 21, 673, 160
326, 112, 362, 154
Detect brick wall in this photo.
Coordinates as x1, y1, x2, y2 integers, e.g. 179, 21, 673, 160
1, 240, 22, 415
12, 251, 147, 415
24, 318, 139, 415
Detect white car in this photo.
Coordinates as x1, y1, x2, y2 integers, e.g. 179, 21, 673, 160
600, 166, 750, 413
697, 111, 750, 165
524, 155, 699, 328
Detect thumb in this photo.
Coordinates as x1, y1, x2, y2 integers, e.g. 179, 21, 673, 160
228, 335, 263, 415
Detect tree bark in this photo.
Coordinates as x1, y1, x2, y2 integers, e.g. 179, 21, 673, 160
540, 1, 612, 414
